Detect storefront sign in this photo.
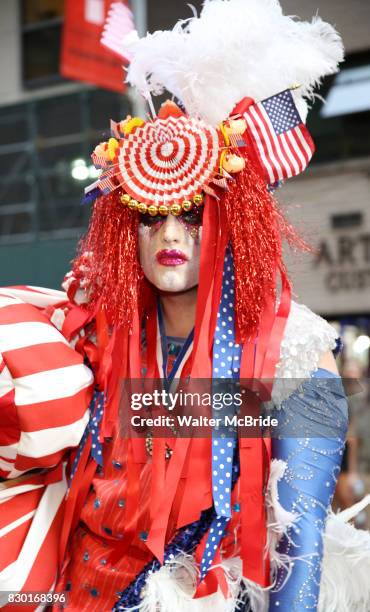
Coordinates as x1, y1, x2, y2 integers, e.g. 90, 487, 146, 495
315, 234, 370, 293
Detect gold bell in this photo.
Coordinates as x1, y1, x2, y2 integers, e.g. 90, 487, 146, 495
148, 205, 159, 216
182, 200, 193, 212
128, 199, 139, 210
170, 203, 182, 216
222, 154, 246, 174
120, 194, 131, 205
159, 205, 169, 216
138, 203, 148, 214
193, 194, 204, 205
225, 118, 247, 135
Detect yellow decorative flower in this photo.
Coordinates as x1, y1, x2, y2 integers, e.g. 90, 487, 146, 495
120, 116, 145, 135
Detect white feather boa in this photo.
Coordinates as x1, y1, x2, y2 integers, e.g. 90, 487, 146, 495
319, 495, 370, 612
124, 463, 370, 612
124, 0, 344, 125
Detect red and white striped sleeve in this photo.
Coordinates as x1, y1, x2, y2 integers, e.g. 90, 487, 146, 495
0, 287, 94, 606
0, 290, 93, 479
0, 469, 67, 609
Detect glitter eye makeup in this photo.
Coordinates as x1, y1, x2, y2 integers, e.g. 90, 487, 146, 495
139, 206, 203, 233
178, 207, 203, 238
179, 207, 204, 227
139, 214, 164, 228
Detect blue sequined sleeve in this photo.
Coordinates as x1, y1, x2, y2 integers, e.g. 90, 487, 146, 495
268, 368, 348, 611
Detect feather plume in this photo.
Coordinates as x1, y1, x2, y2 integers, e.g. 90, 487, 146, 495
265, 459, 298, 583
131, 552, 197, 611
319, 495, 370, 612
124, 0, 344, 125
219, 556, 269, 611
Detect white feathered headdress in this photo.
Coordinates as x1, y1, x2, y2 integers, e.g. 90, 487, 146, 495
118, 0, 344, 125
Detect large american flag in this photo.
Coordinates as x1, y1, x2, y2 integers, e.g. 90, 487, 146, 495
243, 89, 315, 185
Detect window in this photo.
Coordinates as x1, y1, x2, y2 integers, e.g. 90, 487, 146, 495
0, 90, 131, 243
21, 0, 64, 88
331, 213, 363, 230
307, 50, 370, 164
321, 65, 370, 118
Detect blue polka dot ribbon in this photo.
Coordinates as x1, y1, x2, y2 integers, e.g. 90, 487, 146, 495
69, 390, 105, 486
200, 516, 229, 577
200, 246, 241, 579
89, 391, 105, 465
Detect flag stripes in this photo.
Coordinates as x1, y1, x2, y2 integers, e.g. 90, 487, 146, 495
0, 286, 93, 606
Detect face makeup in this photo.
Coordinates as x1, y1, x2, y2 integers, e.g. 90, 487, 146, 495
138, 208, 203, 292
156, 249, 189, 266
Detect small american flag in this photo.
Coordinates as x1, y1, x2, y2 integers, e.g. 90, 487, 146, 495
243, 89, 315, 184
91, 152, 108, 169
99, 172, 117, 195
227, 133, 246, 148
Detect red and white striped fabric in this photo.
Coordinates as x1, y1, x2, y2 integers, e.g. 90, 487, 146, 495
115, 115, 221, 206
0, 286, 94, 607
101, 1, 136, 62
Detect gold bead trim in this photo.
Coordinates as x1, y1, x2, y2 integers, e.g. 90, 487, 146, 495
119, 193, 204, 215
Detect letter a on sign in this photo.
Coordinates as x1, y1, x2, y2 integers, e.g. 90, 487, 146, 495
61, 0, 130, 93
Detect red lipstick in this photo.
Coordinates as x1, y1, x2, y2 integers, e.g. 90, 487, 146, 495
156, 249, 189, 266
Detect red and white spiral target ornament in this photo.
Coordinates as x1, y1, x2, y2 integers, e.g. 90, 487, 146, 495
115, 116, 221, 208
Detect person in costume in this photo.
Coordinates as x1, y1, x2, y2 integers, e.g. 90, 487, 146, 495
1, 1, 370, 611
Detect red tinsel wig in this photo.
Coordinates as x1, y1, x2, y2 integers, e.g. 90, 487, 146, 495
72, 165, 307, 339
223, 152, 308, 340
72, 189, 143, 329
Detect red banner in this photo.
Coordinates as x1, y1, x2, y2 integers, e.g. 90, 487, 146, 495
61, 0, 127, 93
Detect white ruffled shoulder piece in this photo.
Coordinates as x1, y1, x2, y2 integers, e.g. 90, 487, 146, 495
276, 301, 338, 379
270, 301, 338, 406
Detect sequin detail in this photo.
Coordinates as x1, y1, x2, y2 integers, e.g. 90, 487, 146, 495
272, 302, 338, 405
269, 370, 348, 609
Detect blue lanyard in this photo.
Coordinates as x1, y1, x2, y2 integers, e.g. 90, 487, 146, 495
157, 300, 194, 387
